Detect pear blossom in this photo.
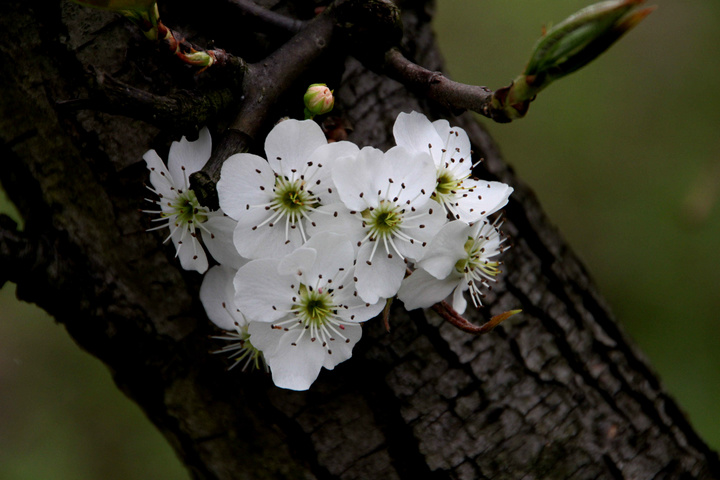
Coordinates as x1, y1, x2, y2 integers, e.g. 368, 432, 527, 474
309, 145, 447, 304
200, 265, 268, 370
200, 265, 266, 371
393, 111, 513, 223
235, 232, 384, 391
217, 119, 358, 260
398, 217, 508, 314
143, 127, 236, 273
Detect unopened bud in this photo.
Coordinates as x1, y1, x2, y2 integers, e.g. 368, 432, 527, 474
180, 50, 215, 68
525, 0, 653, 81
304, 84, 335, 119
490, 0, 653, 121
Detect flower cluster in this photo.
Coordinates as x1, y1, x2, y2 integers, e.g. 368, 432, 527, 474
143, 112, 513, 391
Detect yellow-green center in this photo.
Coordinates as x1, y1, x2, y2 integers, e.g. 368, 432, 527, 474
362, 200, 404, 240
168, 190, 208, 224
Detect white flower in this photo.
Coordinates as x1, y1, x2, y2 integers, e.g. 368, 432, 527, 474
393, 111, 513, 223
235, 232, 384, 391
397, 217, 508, 314
143, 127, 236, 273
217, 119, 359, 260
200, 265, 266, 371
309, 145, 447, 304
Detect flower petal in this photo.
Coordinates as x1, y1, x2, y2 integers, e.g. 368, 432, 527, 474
171, 225, 208, 273
248, 321, 328, 391
354, 241, 405, 304
168, 127, 212, 185
306, 141, 359, 205
332, 147, 383, 211
384, 146, 436, 208
397, 268, 459, 310
321, 322, 362, 370
200, 265, 246, 331
432, 119, 472, 170
202, 215, 245, 270
233, 206, 304, 260
417, 220, 471, 279
143, 149, 175, 198
299, 232, 354, 285
452, 283, 468, 314
452, 179, 513, 223
265, 119, 328, 179
234, 259, 295, 323
306, 204, 365, 249
392, 111, 444, 165
217, 153, 275, 220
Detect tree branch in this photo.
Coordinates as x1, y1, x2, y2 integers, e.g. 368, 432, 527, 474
224, 0, 304, 35
57, 69, 246, 130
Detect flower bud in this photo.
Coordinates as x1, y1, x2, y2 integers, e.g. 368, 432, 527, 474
525, 0, 653, 81
489, 0, 653, 122
180, 50, 215, 68
303, 84, 334, 119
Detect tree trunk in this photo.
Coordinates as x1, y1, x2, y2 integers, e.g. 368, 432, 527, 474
2, 1, 718, 478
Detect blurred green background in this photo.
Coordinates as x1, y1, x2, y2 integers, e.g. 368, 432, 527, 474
1, 1, 718, 478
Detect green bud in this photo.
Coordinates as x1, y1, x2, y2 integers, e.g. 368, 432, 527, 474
303, 84, 334, 119
490, 0, 653, 122
525, 0, 652, 80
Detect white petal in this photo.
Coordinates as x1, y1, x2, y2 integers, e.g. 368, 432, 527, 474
306, 141, 359, 205
395, 202, 449, 262
452, 283, 468, 314
306, 204, 365, 249
432, 120, 472, 169
265, 119, 328, 178
234, 259, 295, 323
217, 153, 275, 220
453, 180, 513, 223
332, 147, 382, 211
384, 146, 436, 208
278, 247, 317, 279
202, 215, 245, 270
354, 241, 405, 304
143, 149, 175, 197
172, 226, 208, 273
249, 321, 327, 391
392, 111, 444, 165
397, 268, 459, 310
200, 265, 246, 330
168, 127, 212, 185
300, 232, 354, 285
321, 322, 362, 370
332, 280, 385, 323
233, 206, 304, 260
417, 220, 471, 279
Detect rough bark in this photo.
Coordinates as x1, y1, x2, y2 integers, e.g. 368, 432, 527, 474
2, 1, 718, 479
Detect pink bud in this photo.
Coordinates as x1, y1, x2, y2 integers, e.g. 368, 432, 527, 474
304, 84, 334, 117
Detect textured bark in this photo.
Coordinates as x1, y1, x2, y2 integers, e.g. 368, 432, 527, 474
2, 1, 719, 479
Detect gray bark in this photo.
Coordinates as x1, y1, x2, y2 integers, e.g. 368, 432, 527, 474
1, 0, 718, 479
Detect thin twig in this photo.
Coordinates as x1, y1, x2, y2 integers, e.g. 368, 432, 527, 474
190, 1, 341, 208
225, 0, 305, 35
383, 48, 512, 121
57, 69, 245, 130
431, 301, 520, 335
